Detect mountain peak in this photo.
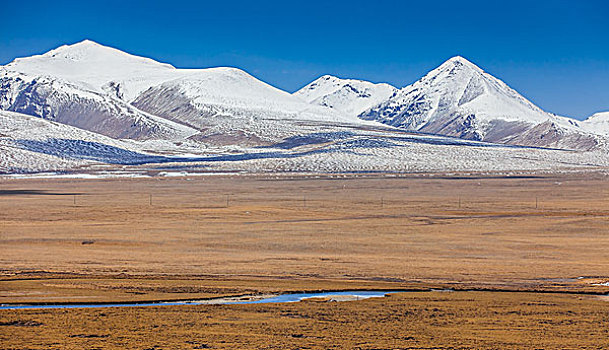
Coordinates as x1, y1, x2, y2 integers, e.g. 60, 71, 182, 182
447, 55, 470, 63
46, 39, 110, 54
360, 53, 558, 142
2, 40, 176, 101
440, 55, 483, 72
39, 40, 172, 66
58, 39, 111, 52
70, 39, 102, 47
586, 111, 609, 121
306, 75, 341, 85
320, 74, 340, 80
582, 111, 609, 135
5, 39, 175, 71
294, 75, 397, 117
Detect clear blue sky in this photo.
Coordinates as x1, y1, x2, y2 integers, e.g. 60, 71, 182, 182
1, 0, 607, 119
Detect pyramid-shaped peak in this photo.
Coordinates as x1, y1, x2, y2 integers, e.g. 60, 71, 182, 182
440, 55, 483, 72
447, 55, 471, 64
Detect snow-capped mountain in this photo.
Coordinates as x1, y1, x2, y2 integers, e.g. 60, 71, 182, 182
359, 56, 601, 150
582, 112, 609, 136
0, 40, 607, 176
0, 41, 200, 140
0, 40, 362, 144
294, 75, 397, 117
0, 73, 198, 140
2, 40, 177, 101
131, 69, 365, 145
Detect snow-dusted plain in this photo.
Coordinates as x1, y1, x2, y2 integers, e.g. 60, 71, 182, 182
0, 40, 608, 176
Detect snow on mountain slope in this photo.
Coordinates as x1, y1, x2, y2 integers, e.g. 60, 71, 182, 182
1, 39, 606, 177
582, 112, 609, 136
359, 56, 600, 150
0, 72, 198, 140
0, 110, 171, 173
1, 40, 363, 142
3, 40, 176, 101
2, 108, 607, 176
293, 75, 397, 117
0, 40, 204, 140
131, 69, 373, 144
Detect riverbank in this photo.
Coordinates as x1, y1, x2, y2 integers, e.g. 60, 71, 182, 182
2, 290, 608, 349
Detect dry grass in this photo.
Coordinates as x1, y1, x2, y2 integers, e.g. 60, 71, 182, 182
2, 291, 609, 349
1, 173, 609, 348
2, 174, 609, 297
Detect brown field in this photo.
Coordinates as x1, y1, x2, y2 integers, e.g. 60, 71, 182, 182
1, 173, 609, 348
2, 291, 609, 349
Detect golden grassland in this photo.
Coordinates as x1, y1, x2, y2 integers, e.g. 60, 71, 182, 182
1, 173, 609, 348
2, 291, 609, 349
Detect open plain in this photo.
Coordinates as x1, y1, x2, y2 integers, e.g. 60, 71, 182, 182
1, 173, 609, 348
